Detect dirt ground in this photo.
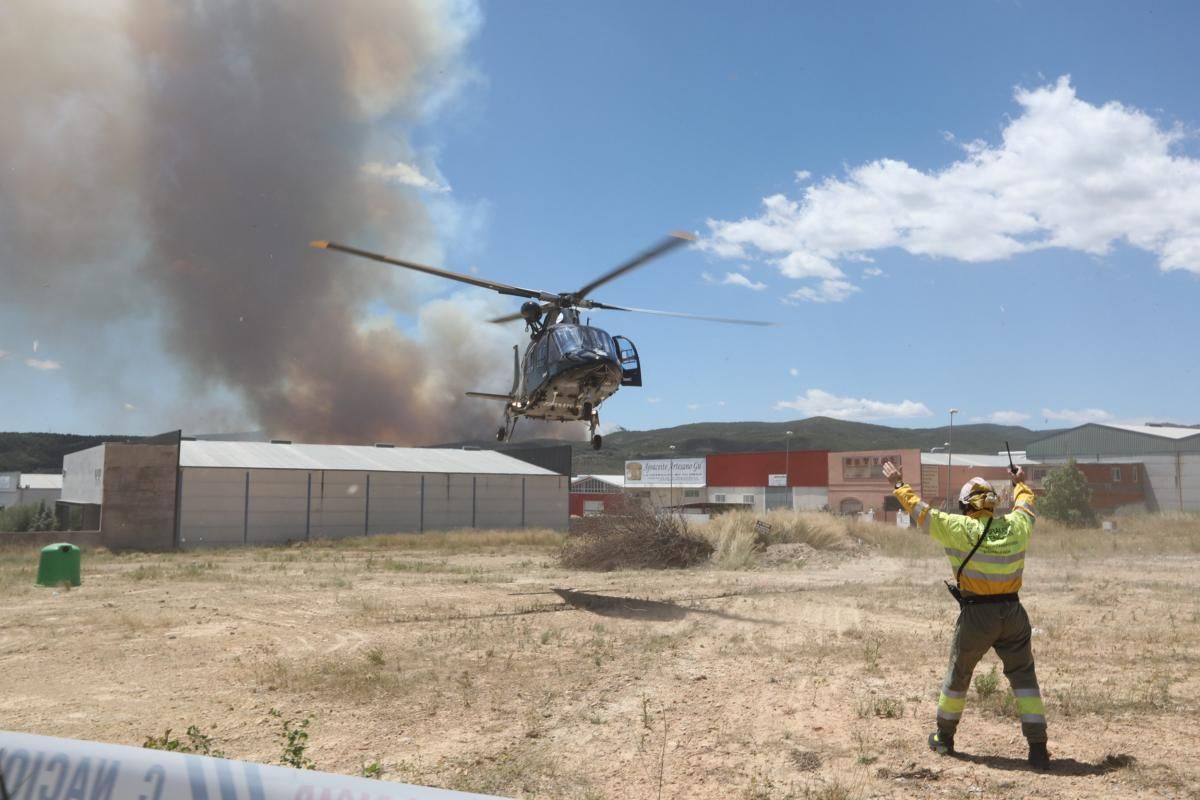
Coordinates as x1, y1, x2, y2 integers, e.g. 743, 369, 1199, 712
2, 525, 1199, 799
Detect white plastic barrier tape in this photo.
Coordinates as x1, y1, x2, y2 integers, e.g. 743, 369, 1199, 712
0, 731, 508, 800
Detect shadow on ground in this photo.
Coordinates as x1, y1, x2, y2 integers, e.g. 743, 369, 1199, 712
551, 588, 780, 625
954, 751, 1137, 776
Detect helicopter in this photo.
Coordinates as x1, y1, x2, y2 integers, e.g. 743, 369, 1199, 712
310, 232, 771, 449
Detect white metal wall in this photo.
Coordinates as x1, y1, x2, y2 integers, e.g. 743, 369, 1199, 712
62, 445, 105, 505
524, 476, 568, 528
178, 468, 567, 547
366, 473, 422, 534
247, 469, 309, 545
178, 468, 247, 547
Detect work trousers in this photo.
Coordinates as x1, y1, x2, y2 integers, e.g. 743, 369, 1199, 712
935, 600, 1047, 744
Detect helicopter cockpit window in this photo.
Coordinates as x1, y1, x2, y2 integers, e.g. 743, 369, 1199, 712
553, 326, 584, 355
582, 327, 618, 359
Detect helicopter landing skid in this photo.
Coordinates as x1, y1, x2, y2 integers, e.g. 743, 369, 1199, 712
496, 416, 520, 443
589, 410, 602, 450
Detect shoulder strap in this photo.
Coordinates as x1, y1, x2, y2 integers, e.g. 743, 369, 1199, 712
956, 517, 994, 589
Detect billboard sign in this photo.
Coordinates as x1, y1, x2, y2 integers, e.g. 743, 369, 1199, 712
767, 474, 787, 487
624, 458, 706, 486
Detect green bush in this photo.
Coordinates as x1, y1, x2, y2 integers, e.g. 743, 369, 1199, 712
0, 504, 36, 532
1040, 459, 1097, 527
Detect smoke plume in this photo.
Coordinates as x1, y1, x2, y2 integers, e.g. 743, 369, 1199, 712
1, 0, 516, 444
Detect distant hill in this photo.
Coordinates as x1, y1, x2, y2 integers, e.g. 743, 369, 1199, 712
4, 417, 1064, 474
0, 432, 168, 473
448, 416, 1066, 474
0, 433, 114, 473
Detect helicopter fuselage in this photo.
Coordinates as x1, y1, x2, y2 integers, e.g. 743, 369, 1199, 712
511, 323, 633, 422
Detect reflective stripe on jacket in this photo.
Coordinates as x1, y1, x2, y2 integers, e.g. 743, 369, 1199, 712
894, 481, 1037, 595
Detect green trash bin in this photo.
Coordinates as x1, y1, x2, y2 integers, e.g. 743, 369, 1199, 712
36, 542, 81, 587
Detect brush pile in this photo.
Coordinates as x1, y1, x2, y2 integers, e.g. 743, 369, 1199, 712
561, 507, 714, 570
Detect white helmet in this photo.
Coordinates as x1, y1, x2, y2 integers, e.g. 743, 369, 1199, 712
958, 477, 998, 514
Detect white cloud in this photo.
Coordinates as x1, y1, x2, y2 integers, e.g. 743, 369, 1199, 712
720, 272, 767, 291
785, 280, 860, 303
717, 400, 726, 407
794, 170, 812, 183
788, 367, 799, 377
686, 403, 701, 412
362, 161, 450, 192
863, 267, 884, 278
775, 389, 932, 421
646, 397, 662, 404
124, 403, 138, 412
705, 77, 1200, 302
32, 339, 39, 353
1042, 407, 1113, 425
988, 410, 1031, 425
26, 358, 62, 371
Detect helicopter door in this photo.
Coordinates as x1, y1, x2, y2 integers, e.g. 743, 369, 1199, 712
612, 336, 642, 387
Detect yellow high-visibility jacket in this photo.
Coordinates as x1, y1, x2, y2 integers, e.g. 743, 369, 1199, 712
893, 481, 1037, 596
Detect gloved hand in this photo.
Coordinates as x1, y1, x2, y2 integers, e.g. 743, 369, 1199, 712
1010, 465, 1026, 483
881, 461, 903, 485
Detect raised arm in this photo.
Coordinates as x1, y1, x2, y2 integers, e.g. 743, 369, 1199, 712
881, 460, 970, 547
1007, 465, 1037, 531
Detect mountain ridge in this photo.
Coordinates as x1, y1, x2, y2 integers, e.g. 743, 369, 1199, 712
2, 417, 1066, 474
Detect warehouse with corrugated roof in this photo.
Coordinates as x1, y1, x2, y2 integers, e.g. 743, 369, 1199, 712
62, 438, 568, 549
1026, 423, 1200, 512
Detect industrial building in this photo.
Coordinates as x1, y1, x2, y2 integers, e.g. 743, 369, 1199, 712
62, 438, 568, 550
571, 450, 830, 517
0, 473, 63, 509
584, 440, 1168, 523
1026, 423, 1200, 512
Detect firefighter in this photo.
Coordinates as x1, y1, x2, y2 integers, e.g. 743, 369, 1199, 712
880, 460, 1050, 770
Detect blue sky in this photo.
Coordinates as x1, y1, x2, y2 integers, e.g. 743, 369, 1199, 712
3, 1, 1199, 438
426, 0, 1200, 432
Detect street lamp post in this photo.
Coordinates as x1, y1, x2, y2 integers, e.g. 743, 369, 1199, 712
947, 409, 959, 507
668, 444, 676, 515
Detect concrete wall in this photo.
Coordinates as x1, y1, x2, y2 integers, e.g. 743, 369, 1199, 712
62, 446, 105, 505
100, 443, 179, 550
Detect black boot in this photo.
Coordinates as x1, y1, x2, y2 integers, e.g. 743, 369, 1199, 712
928, 730, 954, 755
1028, 741, 1050, 770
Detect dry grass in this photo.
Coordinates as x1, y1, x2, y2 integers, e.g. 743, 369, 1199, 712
3, 514, 1199, 799
299, 528, 566, 552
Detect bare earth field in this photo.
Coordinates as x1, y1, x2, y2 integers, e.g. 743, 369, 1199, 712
2, 519, 1199, 799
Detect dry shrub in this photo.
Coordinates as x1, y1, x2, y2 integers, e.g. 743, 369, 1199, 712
559, 507, 714, 570
702, 510, 852, 553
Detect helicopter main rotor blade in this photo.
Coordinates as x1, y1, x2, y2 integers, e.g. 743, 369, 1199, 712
584, 300, 776, 327
571, 231, 695, 301
311, 241, 557, 302
489, 301, 558, 325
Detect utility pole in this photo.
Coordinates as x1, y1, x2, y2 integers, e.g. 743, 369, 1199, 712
947, 408, 958, 508
785, 430, 793, 510
668, 444, 676, 516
